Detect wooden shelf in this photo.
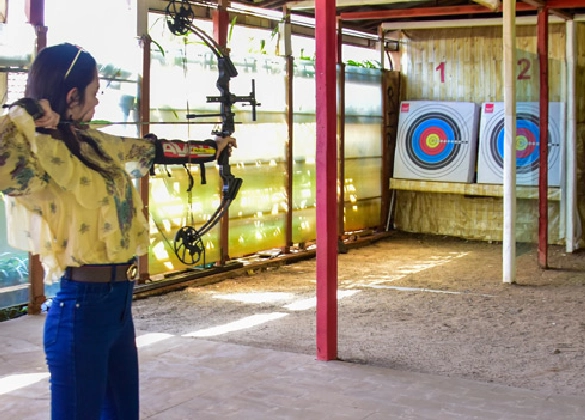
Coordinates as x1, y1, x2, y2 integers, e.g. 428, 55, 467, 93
390, 178, 561, 201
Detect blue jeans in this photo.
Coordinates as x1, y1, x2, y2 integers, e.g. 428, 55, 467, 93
43, 277, 138, 420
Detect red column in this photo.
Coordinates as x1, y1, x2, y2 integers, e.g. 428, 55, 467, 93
25, 0, 47, 315
537, 8, 548, 268
138, 34, 152, 284
213, 3, 230, 265
315, 0, 338, 360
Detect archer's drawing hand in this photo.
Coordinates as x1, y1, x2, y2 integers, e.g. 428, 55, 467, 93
215, 136, 237, 159
35, 99, 60, 129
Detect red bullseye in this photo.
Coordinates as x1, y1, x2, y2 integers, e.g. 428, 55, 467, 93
516, 127, 536, 159
419, 127, 447, 155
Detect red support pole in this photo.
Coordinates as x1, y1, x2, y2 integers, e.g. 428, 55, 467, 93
213, 3, 231, 265
212, 7, 229, 49
315, 0, 338, 361
137, 34, 152, 284
537, 8, 548, 268
25, 0, 44, 25
25, 0, 46, 315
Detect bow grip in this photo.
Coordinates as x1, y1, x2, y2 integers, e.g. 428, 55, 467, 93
217, 146, 232, 178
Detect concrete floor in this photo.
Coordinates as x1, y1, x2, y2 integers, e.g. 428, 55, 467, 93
2, 314, 585, 420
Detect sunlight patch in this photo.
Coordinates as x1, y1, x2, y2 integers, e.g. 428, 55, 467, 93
211, 292, 294, 304
0, 373, 49, 395
354, 284, 493, 297
284, 290, 360, 311
182, 312, 288, 337
136, 333, 174, 348
345, 252, 469, 287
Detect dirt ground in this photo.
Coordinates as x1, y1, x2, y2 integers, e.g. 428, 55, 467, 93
132, 231, 585, 397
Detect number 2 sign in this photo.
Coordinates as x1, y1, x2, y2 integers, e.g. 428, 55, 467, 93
517, 58, 531, 80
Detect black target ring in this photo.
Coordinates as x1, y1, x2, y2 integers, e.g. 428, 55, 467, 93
404, 112, 462, 172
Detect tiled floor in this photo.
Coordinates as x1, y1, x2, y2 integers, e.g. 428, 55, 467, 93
2, 314, 585, 419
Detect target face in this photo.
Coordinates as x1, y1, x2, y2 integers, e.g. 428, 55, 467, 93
477, 102, 564, 185
394, 101, 480, 182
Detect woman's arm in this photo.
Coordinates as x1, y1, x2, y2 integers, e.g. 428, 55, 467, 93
95, 131, 236, 178
0, 105, 50, 196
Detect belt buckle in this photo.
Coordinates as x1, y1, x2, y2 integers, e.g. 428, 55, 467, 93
126, 263, 138, 281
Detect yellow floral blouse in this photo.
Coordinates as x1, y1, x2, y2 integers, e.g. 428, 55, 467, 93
0, 106, 156, 284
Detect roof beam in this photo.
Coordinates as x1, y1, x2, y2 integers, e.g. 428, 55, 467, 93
286, 0, 413, 11
546, 0, 585, 6
523, 0, 573, 21
341, 3, 535, 21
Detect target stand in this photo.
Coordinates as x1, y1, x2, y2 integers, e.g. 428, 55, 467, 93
393, 101, 480, 183
477, 102, 564, 186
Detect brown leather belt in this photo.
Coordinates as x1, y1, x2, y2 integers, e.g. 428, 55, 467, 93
65, 263, 137, 282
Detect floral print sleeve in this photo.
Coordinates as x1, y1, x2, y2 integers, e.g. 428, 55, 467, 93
88, 129, 157, 178
0, 107, 49, 196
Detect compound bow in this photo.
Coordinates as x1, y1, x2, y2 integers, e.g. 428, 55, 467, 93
163, 0, 259, 265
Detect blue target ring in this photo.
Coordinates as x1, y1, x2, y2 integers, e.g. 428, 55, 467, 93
491, 113, 540, 175
405, 112, 462, 171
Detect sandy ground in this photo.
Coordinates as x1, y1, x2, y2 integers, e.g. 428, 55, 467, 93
132, 231, 585, 397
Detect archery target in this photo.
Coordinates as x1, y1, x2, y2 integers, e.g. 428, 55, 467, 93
477, 102, 564, 186
393, 101, 480, 182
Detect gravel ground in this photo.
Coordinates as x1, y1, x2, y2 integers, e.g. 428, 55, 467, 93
133, 231, 585, 396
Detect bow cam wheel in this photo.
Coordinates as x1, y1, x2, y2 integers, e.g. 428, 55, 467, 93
174, 226, 204, 265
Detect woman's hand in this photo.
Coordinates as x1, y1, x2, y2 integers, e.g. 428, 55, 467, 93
34, 99, 60, 129
215, 136, 237, 159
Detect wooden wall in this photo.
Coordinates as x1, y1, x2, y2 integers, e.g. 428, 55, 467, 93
401, 25, 566, 103
392, 23, 583, 245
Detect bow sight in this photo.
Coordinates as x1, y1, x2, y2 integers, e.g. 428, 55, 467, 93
163, 0, 260, 266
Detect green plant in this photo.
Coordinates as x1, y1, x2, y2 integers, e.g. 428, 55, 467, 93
346, 59, 381, 68
0, 304, 27, 323
299, 48, 313, 61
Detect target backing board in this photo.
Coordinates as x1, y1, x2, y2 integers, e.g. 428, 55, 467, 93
477, 102, 564, 186
393, 101, 480, 183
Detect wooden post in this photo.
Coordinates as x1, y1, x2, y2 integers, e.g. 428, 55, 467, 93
379, 25, 389, 231
136, 0, 150, 283
337, 18, 346, 240
315, 0, 338, 361
283, 8, 293, 254
502, 0, 517, 284
25, 0, 47, 315
137, 33, 151, 284
537, 7, 549, 268
213, 0, 231, 265
565, 20, 577, 253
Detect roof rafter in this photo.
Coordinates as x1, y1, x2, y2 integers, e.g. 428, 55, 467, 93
340, 3, 535, 21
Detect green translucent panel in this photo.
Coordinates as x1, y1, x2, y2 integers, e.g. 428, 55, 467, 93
229, 213, 286, 256
292, 207, 318, 245
144, 14, 385, 276
344, 198, 382, 232
0, 196, 30, 309
345, 158, 383, 201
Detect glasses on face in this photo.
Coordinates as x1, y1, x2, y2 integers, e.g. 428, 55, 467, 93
63, 47, 83, 80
